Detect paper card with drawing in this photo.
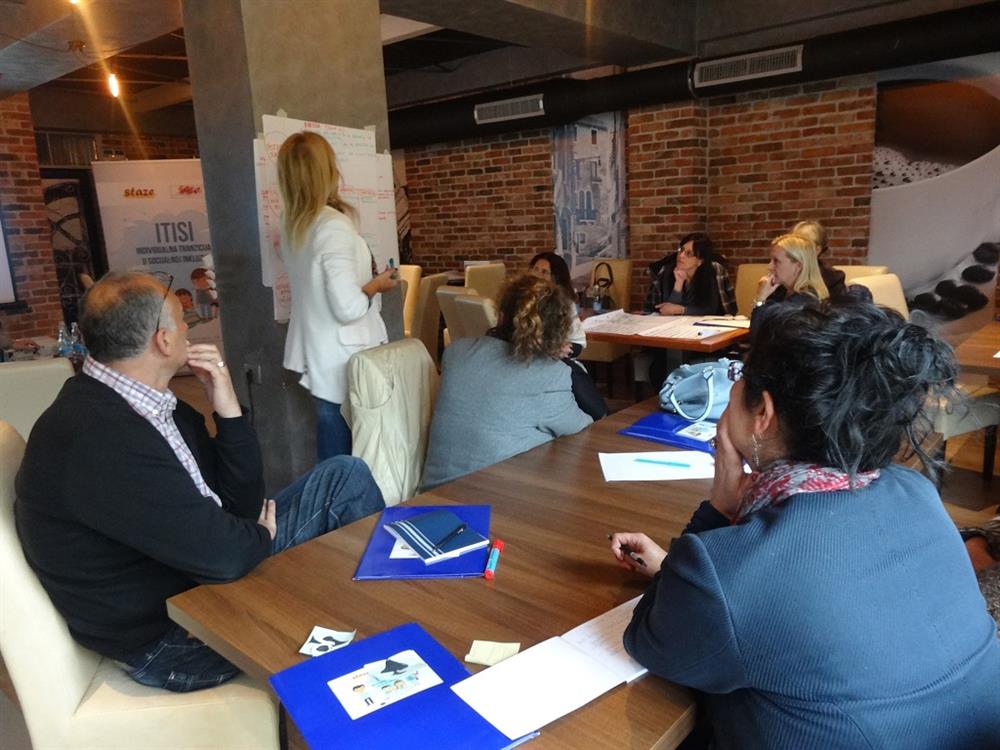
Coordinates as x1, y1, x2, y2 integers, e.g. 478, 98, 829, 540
327, 649, 442, 720
299, 626, 356, 657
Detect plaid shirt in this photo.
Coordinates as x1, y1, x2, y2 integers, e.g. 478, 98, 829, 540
83, 357, 222, 507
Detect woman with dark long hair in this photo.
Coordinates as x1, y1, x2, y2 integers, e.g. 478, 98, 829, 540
644, 233, 736, 316
529, 251, 586, 356
610, 301, 1000, 749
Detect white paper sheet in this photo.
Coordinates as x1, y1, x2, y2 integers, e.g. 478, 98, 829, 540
598, 450, 716, 481
583, 312, 717, 339
994, 350, 1000, 358
696, 316, 751, 329
580, 310, 662, 334
451, 637, 624, 741
561, 597, 647, 683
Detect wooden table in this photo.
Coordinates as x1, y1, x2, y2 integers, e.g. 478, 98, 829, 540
587, 325, 747, 353
581, 310, 748, 353
168, 399, 700, 749
954, 321, 1000, 377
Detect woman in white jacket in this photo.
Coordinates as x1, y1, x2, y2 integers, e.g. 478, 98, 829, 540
277, 131, 396, 459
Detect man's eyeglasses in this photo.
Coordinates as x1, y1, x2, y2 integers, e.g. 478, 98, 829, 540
727, 360, 743, 383
159, 274, 174, 327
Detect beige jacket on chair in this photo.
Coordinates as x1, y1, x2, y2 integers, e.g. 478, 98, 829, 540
344, 339, 439, 505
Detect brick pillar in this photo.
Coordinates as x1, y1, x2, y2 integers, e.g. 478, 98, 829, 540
626, 103, 709, 310
0, 93, 63, 339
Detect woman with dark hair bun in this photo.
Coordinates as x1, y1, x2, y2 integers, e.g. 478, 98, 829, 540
610, 301, 1000, 749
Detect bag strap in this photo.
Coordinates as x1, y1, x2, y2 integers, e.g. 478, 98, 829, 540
668, 367, 715, 422
593, 261, 614, 289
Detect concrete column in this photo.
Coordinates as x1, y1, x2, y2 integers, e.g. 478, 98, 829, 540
181, 0, 390, 492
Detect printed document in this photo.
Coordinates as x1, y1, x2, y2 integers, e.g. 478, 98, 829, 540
599, 450, 717, 481
452, 597, 647, 740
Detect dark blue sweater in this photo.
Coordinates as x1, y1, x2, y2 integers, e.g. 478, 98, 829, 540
625, 465, 1000, 749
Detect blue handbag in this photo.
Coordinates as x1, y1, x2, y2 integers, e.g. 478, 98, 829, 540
658, 358, 738, 422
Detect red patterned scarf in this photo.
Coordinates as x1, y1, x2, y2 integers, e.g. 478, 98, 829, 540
736, 460, 880, 522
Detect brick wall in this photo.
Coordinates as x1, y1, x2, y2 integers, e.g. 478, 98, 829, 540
627, 102, 709, 308
404, 75, 878, 310
707, 75, 876, 268
98, 132, 199, 160
406, 128, 552, 275
0, 93, 64, 340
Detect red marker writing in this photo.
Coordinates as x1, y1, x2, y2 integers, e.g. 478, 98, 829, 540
483, 540, 504, 580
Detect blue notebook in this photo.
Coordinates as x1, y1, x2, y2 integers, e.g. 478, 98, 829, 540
354, 505, 491, 580
619, 411, 717, 454
385, 508, 489, 564
269, 623, 536, 750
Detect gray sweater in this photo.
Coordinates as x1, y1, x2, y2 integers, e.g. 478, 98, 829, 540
421, 337, 592, 490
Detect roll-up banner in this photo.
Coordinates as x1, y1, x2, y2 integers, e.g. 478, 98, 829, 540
92, 159, 222, 348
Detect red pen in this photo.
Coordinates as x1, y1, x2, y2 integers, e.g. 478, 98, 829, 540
483, 540, 504, 580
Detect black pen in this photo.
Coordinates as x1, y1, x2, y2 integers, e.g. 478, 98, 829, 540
607, 533, 647, 568
434, 523, 467, 553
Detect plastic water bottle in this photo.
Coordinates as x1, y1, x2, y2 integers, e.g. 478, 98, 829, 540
70, 322, 86, 361
592, 296, 603, 315
56, 322, 72, 358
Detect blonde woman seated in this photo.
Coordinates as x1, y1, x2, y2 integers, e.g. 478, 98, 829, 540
421, 274, 598, 490
753, 233, 829, 312
790, 219, 847, 299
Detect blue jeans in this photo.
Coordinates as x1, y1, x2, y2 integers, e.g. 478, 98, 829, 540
314, 397, 352, 460
121, 456, 385, 692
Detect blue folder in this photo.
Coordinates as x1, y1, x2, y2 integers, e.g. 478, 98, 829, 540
353, 505, 491, 581
269, 622, 536, 749
618, 411, 717, 454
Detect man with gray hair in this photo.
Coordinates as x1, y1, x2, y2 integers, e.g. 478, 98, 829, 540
15, 272, 385, 692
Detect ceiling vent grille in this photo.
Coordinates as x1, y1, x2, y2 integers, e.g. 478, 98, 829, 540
694, 45, 803, 88
474, 94, 545, 125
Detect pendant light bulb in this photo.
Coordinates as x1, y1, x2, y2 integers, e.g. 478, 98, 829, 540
108, 73, 120, 98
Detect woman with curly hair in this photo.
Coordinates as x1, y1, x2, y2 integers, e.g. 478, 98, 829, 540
421, 274, 598, 490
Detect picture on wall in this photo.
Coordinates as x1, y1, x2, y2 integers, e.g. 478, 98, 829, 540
0, 201, 15, 306
552, 111, 627, 286
868, 52, 1000, 338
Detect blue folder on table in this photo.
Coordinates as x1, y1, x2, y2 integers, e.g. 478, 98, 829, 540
353, 505, 491, 581
619, 411, 716, 454
269, 623, 536, 750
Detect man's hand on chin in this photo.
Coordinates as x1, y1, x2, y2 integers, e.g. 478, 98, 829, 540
186, 343, 242, 419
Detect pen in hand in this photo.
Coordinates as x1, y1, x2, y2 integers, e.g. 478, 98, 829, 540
607, 533, 647, 568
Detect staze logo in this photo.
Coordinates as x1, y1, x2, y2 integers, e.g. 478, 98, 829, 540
123, 187, 155, 198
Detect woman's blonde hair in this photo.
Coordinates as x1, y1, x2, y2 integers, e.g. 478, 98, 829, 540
792, 219, 829, 256
493, 274, 572, 361
772, 233, 829, 300
277, 131, 355, 251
